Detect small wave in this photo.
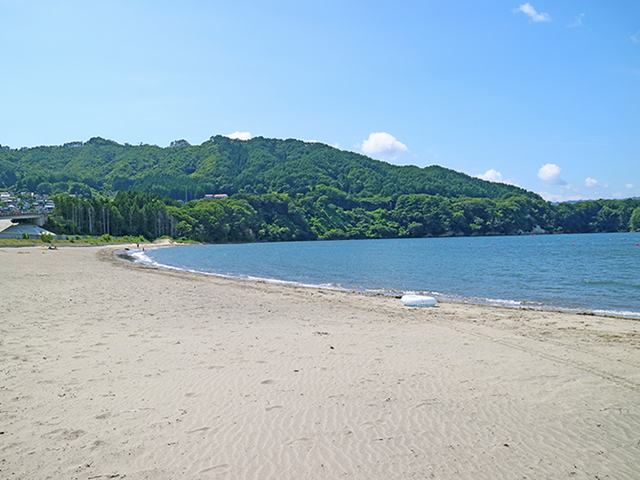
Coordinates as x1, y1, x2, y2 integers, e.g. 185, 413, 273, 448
589, 308, 640, 319
126, 243, 640, 320
130, 252, 348, 291
583, 279, 617, 285
371, 290, 640, 319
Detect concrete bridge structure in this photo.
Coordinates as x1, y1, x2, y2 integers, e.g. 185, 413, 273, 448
0, 212, 48, 227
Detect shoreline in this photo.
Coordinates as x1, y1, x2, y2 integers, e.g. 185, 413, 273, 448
2, 245, 640, 479
129, 243, 640, 321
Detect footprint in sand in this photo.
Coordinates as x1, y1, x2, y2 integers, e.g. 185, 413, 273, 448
42, 428, 86, 440
200, 464, 230, 474
90, 439, 106, 450
362, 419, 387, 427
187, 426, 211, 434
286, 437, 313, 447
412, 399, 440, 409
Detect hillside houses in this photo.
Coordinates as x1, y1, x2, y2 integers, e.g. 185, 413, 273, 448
0, 191, 55, 214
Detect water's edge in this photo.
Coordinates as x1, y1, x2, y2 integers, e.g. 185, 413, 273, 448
116, 244, 640, 320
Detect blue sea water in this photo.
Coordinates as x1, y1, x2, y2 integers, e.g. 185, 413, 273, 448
136, 232, 640, 318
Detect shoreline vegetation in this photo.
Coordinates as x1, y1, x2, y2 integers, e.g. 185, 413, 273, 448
0, 234, 196, 246
2, 244, 639, 478
0, 234, 148, 246
40, 189, 640, 244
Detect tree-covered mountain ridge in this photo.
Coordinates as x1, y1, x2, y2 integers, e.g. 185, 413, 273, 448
2, 135, 639, 242
1, 135, 536, 201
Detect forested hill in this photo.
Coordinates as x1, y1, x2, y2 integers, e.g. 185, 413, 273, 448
6, 135, 638, 242
1, 135, 536, 201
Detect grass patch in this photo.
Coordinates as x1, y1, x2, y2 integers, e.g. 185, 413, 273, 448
1, 234, 152, 246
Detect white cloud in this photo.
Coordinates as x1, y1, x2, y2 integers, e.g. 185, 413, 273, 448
505, 178, 522, 187
361, 132, 409, 161
538, 163, 566, 185
632, 31, 640, 43
226, 131, 251, 140
568, 13, 584, 28
514, 3, 551, 22
427, 148, 440, 159
585, 177, 600, 187
477, 169, 504, 183
626, 183, 635, 189
538, 191, 584, 203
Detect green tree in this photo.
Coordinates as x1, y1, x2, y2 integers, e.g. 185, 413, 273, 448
630, 207, 640, 231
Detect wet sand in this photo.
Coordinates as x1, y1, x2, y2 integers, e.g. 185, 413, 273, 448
1, 245, 639, 479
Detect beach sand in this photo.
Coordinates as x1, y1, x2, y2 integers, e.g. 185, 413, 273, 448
1, 245, 639, 479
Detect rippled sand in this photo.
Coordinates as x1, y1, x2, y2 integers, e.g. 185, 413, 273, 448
1, 245, 639, 479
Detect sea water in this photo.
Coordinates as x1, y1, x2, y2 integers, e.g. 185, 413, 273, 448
137, 232, 640, 318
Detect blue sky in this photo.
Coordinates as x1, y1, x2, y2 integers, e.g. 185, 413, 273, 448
1, 0, 638, 201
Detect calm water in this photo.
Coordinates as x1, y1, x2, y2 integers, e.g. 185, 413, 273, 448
136, 232, 640, 318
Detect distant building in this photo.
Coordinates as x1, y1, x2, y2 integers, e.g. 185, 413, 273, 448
203, 194, 228, 200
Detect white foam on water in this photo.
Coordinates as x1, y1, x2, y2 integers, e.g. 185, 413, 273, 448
122, 236, 640, 320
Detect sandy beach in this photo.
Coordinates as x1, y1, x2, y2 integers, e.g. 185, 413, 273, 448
1, 245, 639, 479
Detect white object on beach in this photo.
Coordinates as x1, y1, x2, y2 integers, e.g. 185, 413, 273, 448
401, 295, 437, 307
